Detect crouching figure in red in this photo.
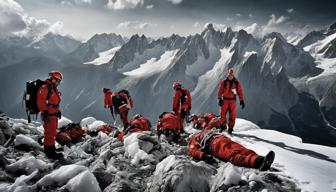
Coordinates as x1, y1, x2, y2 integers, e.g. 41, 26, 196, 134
188, 129, 275, 171
114, 114, 151, 142
157, 112, 181, 143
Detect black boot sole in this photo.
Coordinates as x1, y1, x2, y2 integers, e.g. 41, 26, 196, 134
260, 151, 275, 171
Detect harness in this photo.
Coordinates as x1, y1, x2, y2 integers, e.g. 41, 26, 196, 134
199, 130, 220, 151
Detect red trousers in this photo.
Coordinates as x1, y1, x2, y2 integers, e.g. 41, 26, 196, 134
42, 116, 58, 146
173, 109, 183, 130
120, 110, 129, 129
220, 100, 236, 129
209, 135, 260, 168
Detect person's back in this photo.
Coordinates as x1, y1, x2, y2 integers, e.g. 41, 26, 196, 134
158, 112, 180, 134
129, 115, 151, 133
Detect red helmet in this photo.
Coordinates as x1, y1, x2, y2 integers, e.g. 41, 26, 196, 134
172, 82, 181, 89
49, 70, 63, 81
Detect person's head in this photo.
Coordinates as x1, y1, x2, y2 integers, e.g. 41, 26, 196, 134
49, 71, 62, 86
133, 114, 142, 119
172, 82, 181, 90
103, 88, 110, 93
227, 68, 235, 80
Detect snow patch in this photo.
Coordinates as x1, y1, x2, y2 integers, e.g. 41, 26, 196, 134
57, 116, 73, 128
123, 132, 151, 165
80, 117, 97, 128
37, 165, 88, 187
123, 49, 179, 77
65, 170, 101, 192
84, 46, 121, 65
6, 156, 51, 174
14, 134, 40, 149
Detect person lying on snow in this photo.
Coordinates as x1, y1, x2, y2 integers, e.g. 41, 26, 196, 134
188, 129, 275, 171
113, 114, 151, 142
156, 111, 182, 143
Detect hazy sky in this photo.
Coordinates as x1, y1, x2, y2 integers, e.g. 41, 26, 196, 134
2, 0, 336, 40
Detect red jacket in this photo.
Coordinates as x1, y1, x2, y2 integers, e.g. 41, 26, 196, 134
128, 117, 151, 133
188, 131, 208, 159
104, 90, 113, 108
37, 79, 61, 114
173, 87, 192, 111
157, 112, 181, 135
217, 78, 244, 101
205, 117, 221, 130
204, 113, 217, 123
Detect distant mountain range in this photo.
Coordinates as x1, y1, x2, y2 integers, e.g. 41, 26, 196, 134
0, 22, 335, 146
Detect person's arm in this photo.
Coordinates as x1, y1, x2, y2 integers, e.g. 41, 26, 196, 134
187, 90, 192, 109
129, 97, 134, 108
172, 90, 181, 111
37, 85, 49, 112
104, 93, 108, 108
237, 81, 244, 102
217, 80, 224, 99
188, 137, 204, 160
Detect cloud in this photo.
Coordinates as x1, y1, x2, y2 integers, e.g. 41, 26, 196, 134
235, 13, 241, 17
146, 4, 154, 9
204, 23, 227, 31
168, 0, 183, 4
249, 13, 253, 18
193, 21, 200, 28
0, 0, 26, 35
117, 21, 157, 30
287, 8, 295, 13
0, 0, 65, 38
244, 23, 261, 35
74, 0, 92, 4
267, 14, 289, 26
106, 0, 144, 10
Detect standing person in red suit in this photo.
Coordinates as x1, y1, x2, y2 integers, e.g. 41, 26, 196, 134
188, 129, 275, 171
37, 71, 63, 159
103, 88, 115, 119
103, 89, 134, 130
172, 82, 192, 131
217, 68, 245, 134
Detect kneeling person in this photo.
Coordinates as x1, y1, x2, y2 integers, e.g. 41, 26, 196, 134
157, 112, 181, 143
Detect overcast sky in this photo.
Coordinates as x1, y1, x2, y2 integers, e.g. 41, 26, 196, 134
1, 0, 335, 40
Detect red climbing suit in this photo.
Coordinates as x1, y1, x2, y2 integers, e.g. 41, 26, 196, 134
173, 86, 192, 128
104, 89, 113, 108
188, 130, 261, 168
217, 78, 244, 129
37, 79, 61, 146
157, 112, 181, 136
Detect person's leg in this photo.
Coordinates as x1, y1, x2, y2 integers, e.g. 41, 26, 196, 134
228, 100, 237, 133
220, 100, 230, 128
44, 116, 62, 158
209, 136, 260, 168
120, 110, 129, 130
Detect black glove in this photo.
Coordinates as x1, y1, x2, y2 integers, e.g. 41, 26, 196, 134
240, 100, 245, 109
218, 98, 223, 107
57, 111, 62, 119
42, 111, 50, 123
202, 154, 216, 164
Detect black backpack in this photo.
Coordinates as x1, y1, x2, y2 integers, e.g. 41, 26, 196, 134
112, 90, 131, 112
23, 79, 51, 123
